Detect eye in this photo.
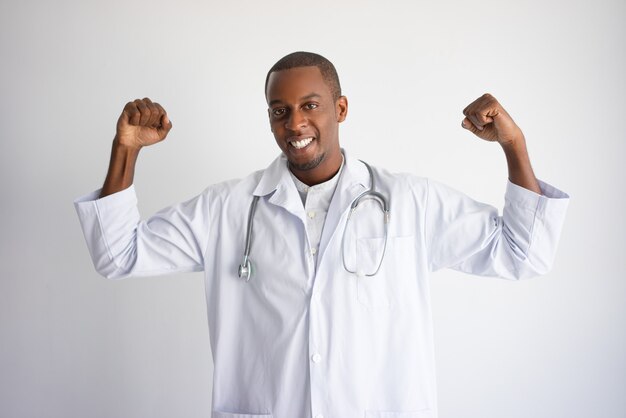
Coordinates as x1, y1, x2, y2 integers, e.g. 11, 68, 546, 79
304, 103, 318, 110
272, 108, 286, 117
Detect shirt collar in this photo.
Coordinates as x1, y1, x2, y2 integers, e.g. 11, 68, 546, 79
252, 148, 369, 197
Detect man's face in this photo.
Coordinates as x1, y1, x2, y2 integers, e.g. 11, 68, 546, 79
266, 66, 347, 184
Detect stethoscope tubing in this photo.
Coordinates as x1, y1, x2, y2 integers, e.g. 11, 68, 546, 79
238, 160, 390, 281
238, 195, 260, 281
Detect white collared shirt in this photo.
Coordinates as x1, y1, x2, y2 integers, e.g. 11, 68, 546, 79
74, 150, 570, 418
289, 155, 344, 268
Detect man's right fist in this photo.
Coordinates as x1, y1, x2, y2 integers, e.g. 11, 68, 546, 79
116, 98, 173, 149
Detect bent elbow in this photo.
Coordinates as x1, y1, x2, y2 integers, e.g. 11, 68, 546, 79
94, 261, 133, 281
509, 250, 555, 280
90, 246, 137, 280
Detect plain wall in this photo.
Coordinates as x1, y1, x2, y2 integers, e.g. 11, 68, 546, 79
1, 0, 624, 417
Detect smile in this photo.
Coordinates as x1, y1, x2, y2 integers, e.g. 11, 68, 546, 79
289, 137, 314, 149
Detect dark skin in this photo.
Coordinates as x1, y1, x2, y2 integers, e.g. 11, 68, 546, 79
461, 93, 540, 194
100, 69, 540, 197
100, 98, 172, 197
265, 66, 347, 186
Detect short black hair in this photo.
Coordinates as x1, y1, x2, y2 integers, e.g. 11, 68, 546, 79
264, 51, 342, 101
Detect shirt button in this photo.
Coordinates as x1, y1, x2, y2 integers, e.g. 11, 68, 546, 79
311, 247, 317, 256
311, 353, 322, 363
307, 211, 316, 219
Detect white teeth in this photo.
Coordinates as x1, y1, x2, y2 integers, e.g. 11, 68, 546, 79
290, 137, 313, 149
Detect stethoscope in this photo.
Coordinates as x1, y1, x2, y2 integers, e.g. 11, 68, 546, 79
238, 161, 390, 281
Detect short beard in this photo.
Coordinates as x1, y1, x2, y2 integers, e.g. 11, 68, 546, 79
288, 152, 325, 171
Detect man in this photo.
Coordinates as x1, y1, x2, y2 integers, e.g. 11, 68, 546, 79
75, 52, 569, 418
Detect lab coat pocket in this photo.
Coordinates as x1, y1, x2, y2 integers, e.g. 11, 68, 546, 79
212, 412, 273, 418
356, 235, 415, 308
364, 409, 432, 418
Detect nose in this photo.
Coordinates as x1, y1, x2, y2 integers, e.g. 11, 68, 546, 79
285, 109, 307, 131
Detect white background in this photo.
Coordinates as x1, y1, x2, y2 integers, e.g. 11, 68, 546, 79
1, 0, 624, 417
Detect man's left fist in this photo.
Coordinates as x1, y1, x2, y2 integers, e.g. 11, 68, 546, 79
461, 93, 524, 147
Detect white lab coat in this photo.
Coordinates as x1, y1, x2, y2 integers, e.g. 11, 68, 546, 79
74, 150, 569, 418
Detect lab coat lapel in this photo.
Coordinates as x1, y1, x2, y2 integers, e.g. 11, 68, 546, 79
317, 151, 369, 266
253, 154, 306, 221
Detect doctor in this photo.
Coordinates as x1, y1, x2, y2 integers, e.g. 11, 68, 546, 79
75, 52, 569, 418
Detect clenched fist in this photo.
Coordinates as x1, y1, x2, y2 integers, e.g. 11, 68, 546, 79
461, 94, 523, 147
116, 98, 173, 149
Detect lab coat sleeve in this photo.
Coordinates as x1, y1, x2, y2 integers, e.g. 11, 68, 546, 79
424, 178, 569, 279
73, 185, 210, 279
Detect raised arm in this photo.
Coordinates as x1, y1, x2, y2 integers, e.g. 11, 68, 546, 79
100, 98, 173, 197
75, 98, 211, 279
461, 93, 541, 194
423, 94, 569, 279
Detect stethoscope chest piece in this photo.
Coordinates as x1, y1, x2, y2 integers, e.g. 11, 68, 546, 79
238, 256, 252, 281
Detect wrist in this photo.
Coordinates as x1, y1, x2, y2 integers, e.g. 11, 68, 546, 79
112, 136, 142, 158
500, 136, 542, 194
499, 134, 526, 156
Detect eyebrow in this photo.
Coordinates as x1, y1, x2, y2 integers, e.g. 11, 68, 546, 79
268, 93, 321, 107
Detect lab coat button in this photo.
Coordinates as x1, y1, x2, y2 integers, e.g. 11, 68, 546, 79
311, 353, 322, 363
308, 211, 316, 219
311, 247, 317, 256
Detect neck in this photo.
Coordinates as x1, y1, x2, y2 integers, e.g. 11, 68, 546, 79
290, 149, 343, 186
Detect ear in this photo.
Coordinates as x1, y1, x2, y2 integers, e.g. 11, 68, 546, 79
336, 96, 348, 123
267, 108, 274, 133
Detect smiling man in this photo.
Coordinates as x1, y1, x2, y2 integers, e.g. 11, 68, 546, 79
75, 51, 570, 418
266, 63, 346, 185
